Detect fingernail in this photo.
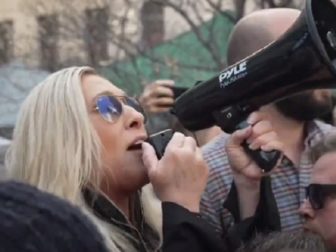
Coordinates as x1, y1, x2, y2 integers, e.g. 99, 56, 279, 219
261, 145, 274, 152
249, 143, 258, 150
142, 142, 149, 149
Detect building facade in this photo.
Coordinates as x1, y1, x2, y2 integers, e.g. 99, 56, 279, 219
0, 0, 242, 70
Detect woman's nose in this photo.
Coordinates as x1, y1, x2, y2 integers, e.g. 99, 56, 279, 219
123, 105, 146, 129
298, 199, 315, 220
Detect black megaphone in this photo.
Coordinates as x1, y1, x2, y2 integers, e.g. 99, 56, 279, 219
173, 0, 336, 171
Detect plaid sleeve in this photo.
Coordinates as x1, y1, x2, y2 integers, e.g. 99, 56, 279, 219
200, 182, 223, 233
200, 133, 235, 235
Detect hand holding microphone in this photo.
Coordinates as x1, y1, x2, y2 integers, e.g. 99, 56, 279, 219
142, 132, 208, 213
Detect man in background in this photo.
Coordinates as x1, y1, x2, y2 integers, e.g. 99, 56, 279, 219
299, 134, 336, 251
200, 8, 335, 235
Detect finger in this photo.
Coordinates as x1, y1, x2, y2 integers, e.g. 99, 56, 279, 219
152, 86, 174, 98
247, 111, 267, 125
183, 136, 197, 152
153, 79, 175, 87
151, 97, 175, 107
247, 121, 273, 144
227, 126, 252, 147
142, 142, 159, 175
195, 146, 203, 160
145, 97, 174, 113
251, 119, 272, 135
150, 106, 171, 113
195, 147, 208, 171
260, 140, 284, 152
166, 132, 185, 149
248, 131, 278, 150
244, 168, 264, 180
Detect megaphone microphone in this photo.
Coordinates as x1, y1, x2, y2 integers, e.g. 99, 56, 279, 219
173, 0, 336, 172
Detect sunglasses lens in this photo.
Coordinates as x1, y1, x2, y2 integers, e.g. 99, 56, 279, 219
96, 96, 122, 123
307, 185, 323, 210
125, 97, 147, 122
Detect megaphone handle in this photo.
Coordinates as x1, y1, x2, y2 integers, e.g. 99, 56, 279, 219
241, 141, 281, 172
212, 107, 281, 172
237, 121, 281, 172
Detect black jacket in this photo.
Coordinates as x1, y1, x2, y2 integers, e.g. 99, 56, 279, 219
223, 176, 281, 249
162, 176, 281, 252
162, 202, 227, 252
83, 177, 280, 252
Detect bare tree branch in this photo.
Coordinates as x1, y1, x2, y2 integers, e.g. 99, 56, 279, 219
234, 0, 247, 19
150, 0, 226, 68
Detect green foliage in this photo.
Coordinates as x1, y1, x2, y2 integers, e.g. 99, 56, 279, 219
99, 12, 235, 95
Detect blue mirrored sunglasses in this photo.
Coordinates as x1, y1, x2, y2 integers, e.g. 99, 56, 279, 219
95, 95, 146, 123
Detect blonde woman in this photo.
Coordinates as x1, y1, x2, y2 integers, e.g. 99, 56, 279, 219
5, 67, 211, 252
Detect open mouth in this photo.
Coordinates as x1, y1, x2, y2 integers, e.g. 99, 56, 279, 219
127, 143, 143, 151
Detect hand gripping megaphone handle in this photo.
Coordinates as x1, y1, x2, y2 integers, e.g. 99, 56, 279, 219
237, 120, 281, 172
241, 141, 281, 172
213, 106, 281, 172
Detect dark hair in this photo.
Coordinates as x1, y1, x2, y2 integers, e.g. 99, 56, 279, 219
238, 231, 327, 252
310, 133, 336, 163
0, 181, 109, 252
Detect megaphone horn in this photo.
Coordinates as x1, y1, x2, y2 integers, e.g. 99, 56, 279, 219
173, 0, 336, 131
173, 0, 336, 171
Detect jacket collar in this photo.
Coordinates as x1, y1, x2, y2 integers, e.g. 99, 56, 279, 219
83, 188, 160, 252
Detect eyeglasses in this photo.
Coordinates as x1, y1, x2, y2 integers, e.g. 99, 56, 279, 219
95, 95, 146, 123
305, 183, 336, 210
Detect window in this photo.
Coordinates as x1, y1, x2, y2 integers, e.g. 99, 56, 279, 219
85, 8, 109, 65
38, 15, 59, 71
0, 20, 14, 65
141, 2, 164, 48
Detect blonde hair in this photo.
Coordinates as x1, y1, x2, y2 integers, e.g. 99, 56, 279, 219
6, 66, 161, 252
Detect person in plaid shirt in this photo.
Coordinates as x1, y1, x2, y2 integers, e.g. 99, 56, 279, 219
200, 8, 336, 235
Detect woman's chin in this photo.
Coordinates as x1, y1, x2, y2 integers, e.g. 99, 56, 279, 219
132, 171, 150, 190
125, 156, 149, 186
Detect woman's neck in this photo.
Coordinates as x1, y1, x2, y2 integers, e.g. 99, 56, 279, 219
100, 184, 131, 219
